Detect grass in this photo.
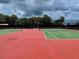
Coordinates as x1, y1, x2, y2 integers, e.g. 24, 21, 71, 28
43, 29, 79, 39
0, 29, 21, 35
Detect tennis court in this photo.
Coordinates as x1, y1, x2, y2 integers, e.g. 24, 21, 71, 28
0, 29, 21, 35
43, 29, 79, 39
0, 29, 79, 59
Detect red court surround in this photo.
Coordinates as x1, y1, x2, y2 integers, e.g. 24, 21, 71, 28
0, 29, 79, 59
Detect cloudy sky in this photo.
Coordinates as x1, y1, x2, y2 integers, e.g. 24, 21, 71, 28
0, 0, 79, 20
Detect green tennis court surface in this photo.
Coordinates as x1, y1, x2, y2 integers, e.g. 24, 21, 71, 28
43, 29, 79, 39
0, 29, 21, 35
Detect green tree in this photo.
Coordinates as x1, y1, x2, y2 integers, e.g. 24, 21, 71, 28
42, 14, 52, 27
55, 16, 65, 27
0, 14, 6, 23
7, 15, 17, 26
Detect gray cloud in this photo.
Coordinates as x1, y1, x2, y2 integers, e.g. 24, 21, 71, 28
14, 0, 79, 17
0, 0, 79, 20
13, 0, 54, 17
0, 0, 10, 3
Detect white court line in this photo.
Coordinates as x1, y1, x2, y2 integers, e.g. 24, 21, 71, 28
41, 30, 47, 40
42, 31, 47, 40
46, 31, 59, 39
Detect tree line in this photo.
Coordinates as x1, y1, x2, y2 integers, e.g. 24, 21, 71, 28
0, 13, 66, 28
